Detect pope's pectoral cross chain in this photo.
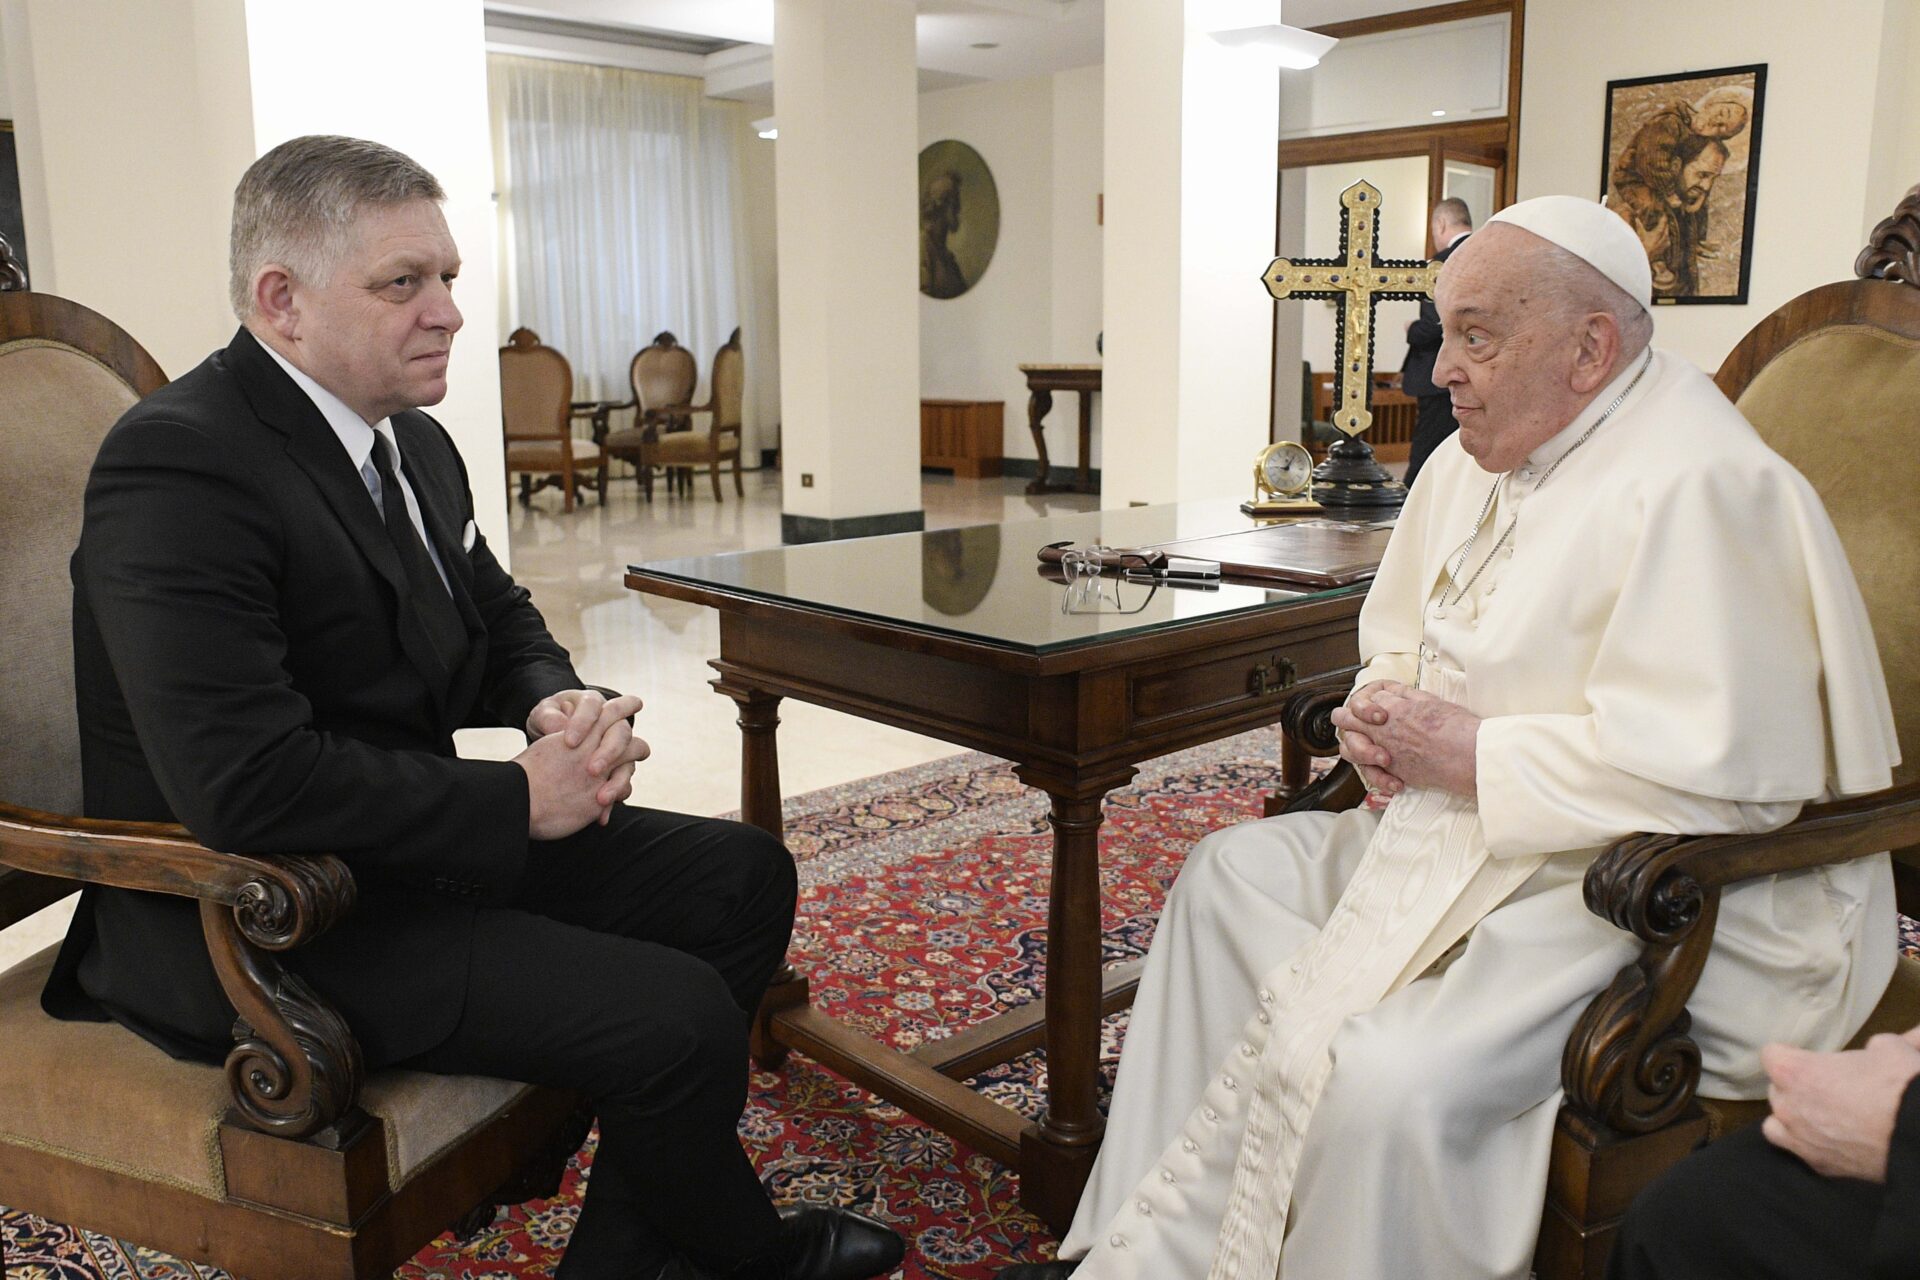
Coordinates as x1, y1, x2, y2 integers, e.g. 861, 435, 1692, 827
1264, 181, 1442, 439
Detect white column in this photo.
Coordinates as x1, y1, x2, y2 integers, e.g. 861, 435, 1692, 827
1101, 2, 1282, 508
773, 0, 922, 542
3, 0, 509, 549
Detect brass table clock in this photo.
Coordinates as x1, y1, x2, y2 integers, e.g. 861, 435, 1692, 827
1242, 440, 1322, 517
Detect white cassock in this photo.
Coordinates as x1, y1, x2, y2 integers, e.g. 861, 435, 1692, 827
1058, 349, 1900, 1280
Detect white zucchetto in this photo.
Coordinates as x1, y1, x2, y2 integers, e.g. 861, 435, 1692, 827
1486, 195, 1654, 313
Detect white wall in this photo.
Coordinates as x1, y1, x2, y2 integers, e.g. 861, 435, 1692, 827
1101, 3, 1278, 509
919, 73, 1054, 467
916, 64, 1104, 472
1521, 0, 1915, 373
5, 0, 255, 380
774, 0, 922, 526
1049, 63, 1105, 462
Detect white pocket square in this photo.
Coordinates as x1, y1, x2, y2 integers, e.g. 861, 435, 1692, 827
462, 519, 478, 552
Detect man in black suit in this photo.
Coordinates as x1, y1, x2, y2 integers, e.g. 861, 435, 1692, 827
1399, 197, 1473, 489
1608, 1025, 1920, 1279
46, 135, 903, 1280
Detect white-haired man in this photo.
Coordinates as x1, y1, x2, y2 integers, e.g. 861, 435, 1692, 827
999, 195, 1898, 1279
46, 135, 904, 1280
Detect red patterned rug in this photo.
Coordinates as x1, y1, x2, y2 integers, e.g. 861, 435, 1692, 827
12, 735, 1920, 1279
1, 729, 1291, 1280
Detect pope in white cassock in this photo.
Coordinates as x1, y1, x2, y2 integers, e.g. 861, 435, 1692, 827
996, 196, 1900, 1280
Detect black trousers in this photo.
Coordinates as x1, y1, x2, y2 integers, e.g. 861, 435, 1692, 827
1401, 393, 1458, 491
1607, 1117, 1920, 1280
400, 806, 797, 1279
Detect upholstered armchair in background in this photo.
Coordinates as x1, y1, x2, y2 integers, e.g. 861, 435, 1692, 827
603, 330, 698, 500
501, 326, 604, 512
634, 327, 744, 503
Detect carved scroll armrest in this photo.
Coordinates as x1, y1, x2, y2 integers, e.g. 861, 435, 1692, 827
0, 803, 354, 949
0, 802, 362, 1139
1562, 783, 1920, 1137
1275, 687, 1368, 815
1280, 687, 1345, 756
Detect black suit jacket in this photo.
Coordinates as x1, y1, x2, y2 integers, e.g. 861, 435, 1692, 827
1400, 232, 1468, 398
45, 327, 581, 1066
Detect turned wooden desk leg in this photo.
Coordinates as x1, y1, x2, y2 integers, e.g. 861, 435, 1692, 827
722, 685, 806, 1068
1075, 390, 1094, 493
1026, 387, 1056, 495
1015, 773, 1124, 1235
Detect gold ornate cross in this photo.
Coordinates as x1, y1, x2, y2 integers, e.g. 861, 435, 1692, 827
1263, 180, 1441, 438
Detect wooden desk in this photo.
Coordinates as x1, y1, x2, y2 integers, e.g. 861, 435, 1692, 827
1019, 363, 1100, 495
626, 501, 1370, 1233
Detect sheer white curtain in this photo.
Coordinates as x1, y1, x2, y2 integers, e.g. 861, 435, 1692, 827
488, 55, 763, 456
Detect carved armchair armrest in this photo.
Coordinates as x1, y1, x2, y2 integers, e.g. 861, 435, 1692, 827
1562, 783, 1920, 1137
1276, 686, 1368, 816
0, 802, 362, 1139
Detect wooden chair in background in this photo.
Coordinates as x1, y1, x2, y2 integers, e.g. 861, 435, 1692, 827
500, 327, 603, 512
1308, 370, 1417, 463
603, 330, 698, 500
0, 274, 586, 1280
636, 328, 744, 503
1271, 183, 1920, 1280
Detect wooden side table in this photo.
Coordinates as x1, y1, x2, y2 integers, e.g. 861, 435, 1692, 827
920, 399, 1004, 478
1018, 363, 1100, 495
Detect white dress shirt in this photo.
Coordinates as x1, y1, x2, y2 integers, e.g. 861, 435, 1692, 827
260, 342, 451, 593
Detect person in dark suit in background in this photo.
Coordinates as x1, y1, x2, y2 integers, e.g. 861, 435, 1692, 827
46, 135, 903, 1280
1400, 197, 1473, 489
1607, 1023, 1920, 1279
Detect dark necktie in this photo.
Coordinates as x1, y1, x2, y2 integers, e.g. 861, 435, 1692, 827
368, 434, 467, 679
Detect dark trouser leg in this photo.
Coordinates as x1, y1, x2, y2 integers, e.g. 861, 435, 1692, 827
1607, 1124, 1880, 1280
1401, 393, 1458, 490
406, 808, 797, 1280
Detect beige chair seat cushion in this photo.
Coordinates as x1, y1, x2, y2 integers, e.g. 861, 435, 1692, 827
506, 439, 601, 471
602, 428, 736, 464
0, 945, 532, 1201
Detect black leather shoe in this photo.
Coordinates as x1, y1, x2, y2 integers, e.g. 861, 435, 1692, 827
996, 1263, 1079, 1279
777, 1206, 907, 1280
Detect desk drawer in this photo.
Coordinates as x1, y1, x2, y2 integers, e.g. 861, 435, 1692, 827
1128, 628, 1357, 734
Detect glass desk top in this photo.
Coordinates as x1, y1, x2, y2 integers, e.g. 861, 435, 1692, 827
629, 498, 1370, 657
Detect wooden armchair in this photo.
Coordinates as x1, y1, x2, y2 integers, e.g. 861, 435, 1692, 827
603, 330, 698, 501
501, 326, 604, 512
634, 328, 744, 503
0, 284, 586, 1279
1270, 184, 1920, 1280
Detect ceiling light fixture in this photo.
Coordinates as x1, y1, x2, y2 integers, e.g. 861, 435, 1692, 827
752, 116, 777, 140
1207, 22, 1338, 69
1431, 109, 1447, 117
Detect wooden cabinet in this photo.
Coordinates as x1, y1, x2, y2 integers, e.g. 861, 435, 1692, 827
920, 398, 1004, 478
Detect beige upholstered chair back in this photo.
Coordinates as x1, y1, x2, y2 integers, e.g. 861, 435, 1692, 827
630, 331, 697, 413
0, 292, 166, 815
1716, 226, 1920, 778
498, 327, 572, 443
711, 329, 744, 433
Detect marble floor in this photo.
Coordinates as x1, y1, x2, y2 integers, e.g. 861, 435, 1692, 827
0, 467, 1099, 969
